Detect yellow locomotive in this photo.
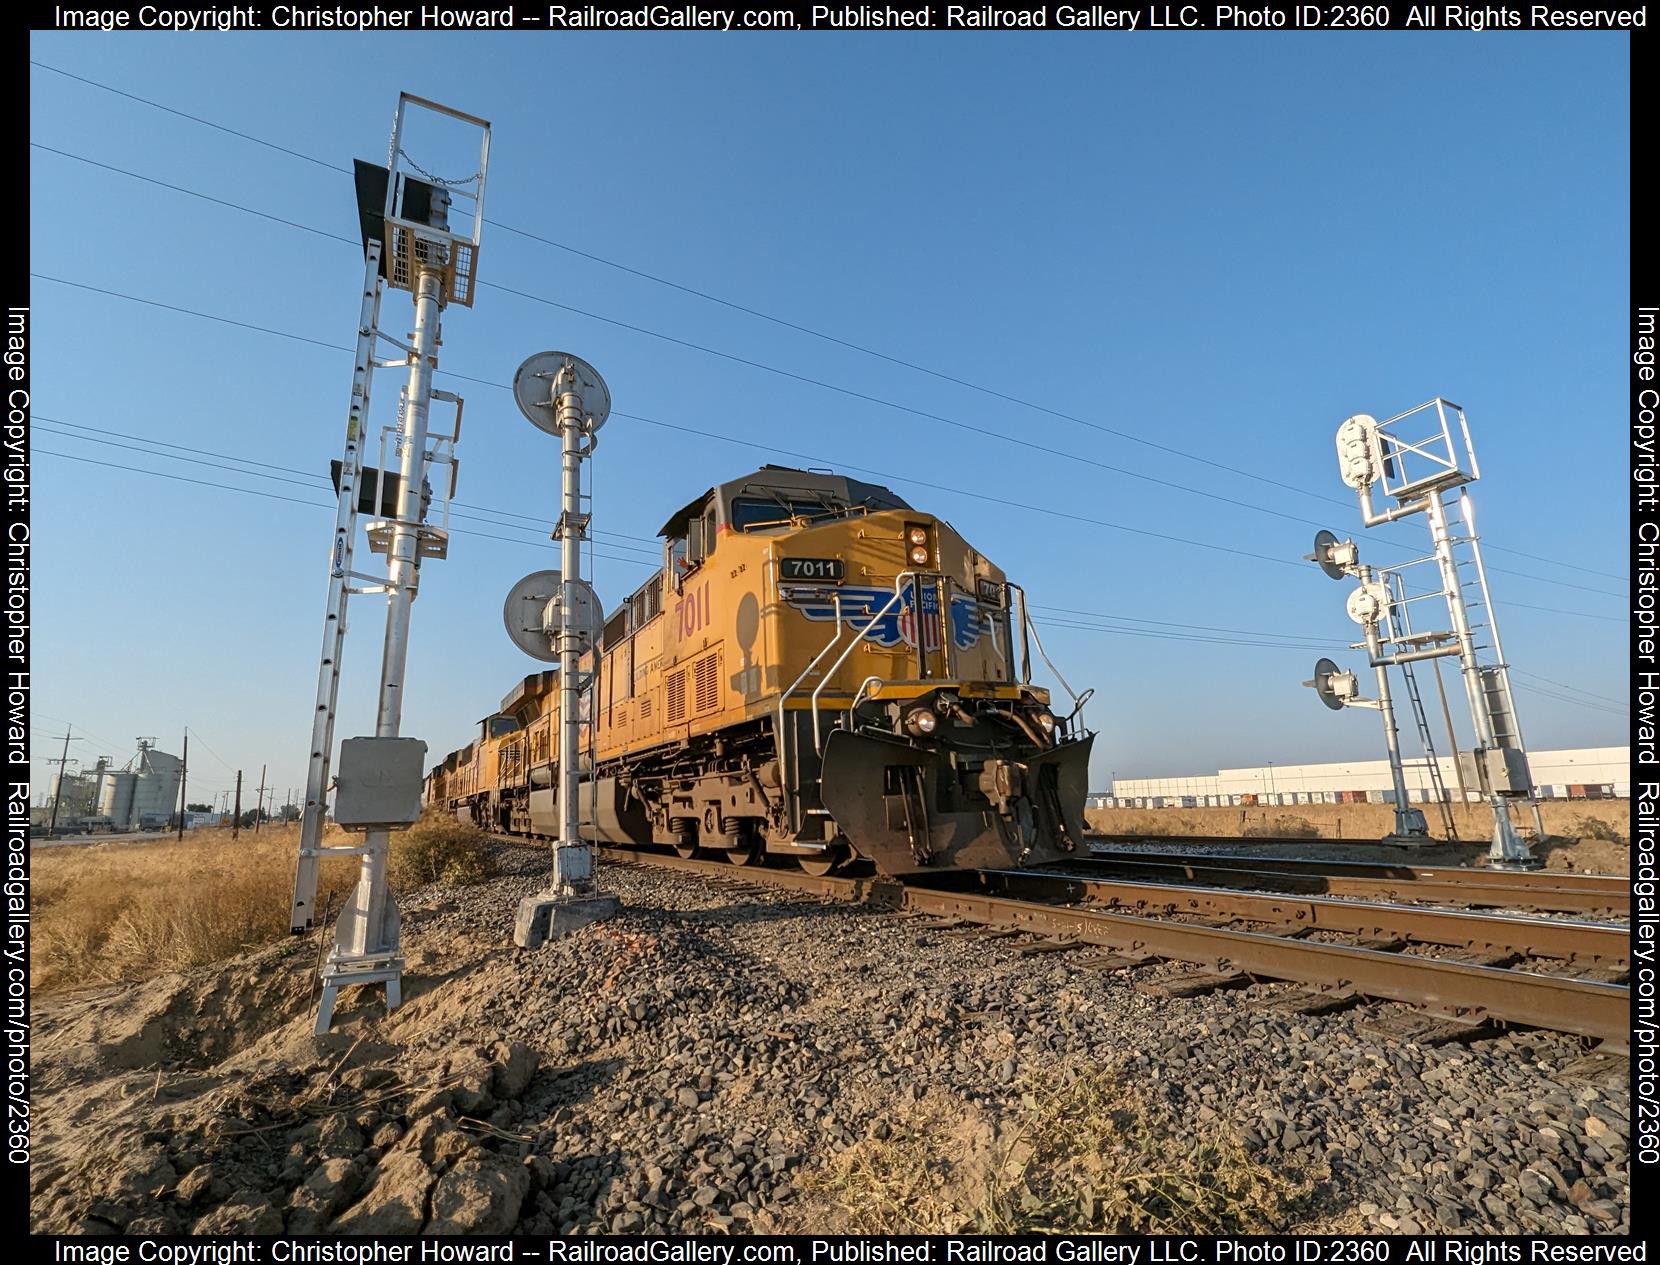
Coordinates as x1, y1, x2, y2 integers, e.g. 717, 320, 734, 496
426, 465, 1093, 875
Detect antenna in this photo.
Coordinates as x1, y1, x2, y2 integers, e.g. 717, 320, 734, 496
1316, 399, 1541, 869
290, 93, 493, 1034
506, 350, 620, 948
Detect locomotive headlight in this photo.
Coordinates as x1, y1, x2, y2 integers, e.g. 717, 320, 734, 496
905, 523, 930, 566
905, 707, 938, 737
1034, 710, 1056, 735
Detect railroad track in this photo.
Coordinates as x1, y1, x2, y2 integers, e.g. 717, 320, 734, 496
1074, 849, 1628, 915
592, 846, 1631, 1054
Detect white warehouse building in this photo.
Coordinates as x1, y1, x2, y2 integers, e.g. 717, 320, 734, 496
1098, 746, 1629, 809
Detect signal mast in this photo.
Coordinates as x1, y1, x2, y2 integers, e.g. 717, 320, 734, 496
289, 95, 491, 1031
1305, 399, 1542, 869
502, 351, 620, 947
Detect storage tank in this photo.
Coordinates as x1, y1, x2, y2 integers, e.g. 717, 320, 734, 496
96, 769, 137, 826
127, 744, 183, 829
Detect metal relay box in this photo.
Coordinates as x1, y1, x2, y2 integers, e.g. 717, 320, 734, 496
1458, 747, 1533, 797
334, 736, 428, 828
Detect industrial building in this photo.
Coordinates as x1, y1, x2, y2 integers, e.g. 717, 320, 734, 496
40, 740, 184, 833
1095, 746, 1629, 809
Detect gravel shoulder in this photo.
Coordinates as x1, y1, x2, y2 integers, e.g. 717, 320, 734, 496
30, 842, 1631, 1235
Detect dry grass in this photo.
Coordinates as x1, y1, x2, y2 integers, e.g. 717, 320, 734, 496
31, 825, 360, 994
1241, 814, 1321, 839
387, 815, 496, 888
1087, 800, 1631, 844
809, 1068, 1315, 1234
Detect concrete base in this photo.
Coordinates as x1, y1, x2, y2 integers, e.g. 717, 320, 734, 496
514, 891, 621, 949
1381, 834, 1437, 848
1487, 855, 1544, 872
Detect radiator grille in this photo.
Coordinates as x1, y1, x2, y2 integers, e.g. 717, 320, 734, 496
665, 670, 687, 724
693, 650, 721, 715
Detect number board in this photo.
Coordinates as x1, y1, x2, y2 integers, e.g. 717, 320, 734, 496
780, 558, 845, 581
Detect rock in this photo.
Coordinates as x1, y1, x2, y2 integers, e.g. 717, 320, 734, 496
426, 1153, 531, 1234
491, 1042, 540, 1099
317, 1115, 365, 1155
86, 1201, 131, 1230
331, 1153, 436, 1234
174, 1165, 215, 1207
296, 1159, 364, 1218
192, 1190, 284, 1235
677, 1088, 701, 1109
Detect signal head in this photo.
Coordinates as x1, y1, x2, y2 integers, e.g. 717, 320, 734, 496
1335, 414, 1379, 489
1304, 657, 1362, 710
1307, 528, 1359, 579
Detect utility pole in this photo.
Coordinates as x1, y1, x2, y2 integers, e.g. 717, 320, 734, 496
254, 764, 267, 832
45, 726, 72, 840
232, 771, 243, 839
176, 729, 188, 839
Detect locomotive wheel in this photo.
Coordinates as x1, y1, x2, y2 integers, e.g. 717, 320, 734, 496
798, 848, 847, 878
725, 835, 764, 866
673, 844, 699, 860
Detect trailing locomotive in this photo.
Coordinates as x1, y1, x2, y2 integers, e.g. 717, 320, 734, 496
426, 465, 1093, 876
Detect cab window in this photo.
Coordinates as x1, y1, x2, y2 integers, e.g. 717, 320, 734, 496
670, 503, 718, 589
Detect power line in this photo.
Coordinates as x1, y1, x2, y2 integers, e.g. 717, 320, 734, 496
29, 143, 1345, 540
37, 418, 666, 559
26, 274, 1307, 570
34, 429, 1366, 649
28, 129, 1629, 589
33, 268, 1629, 612
1512, 669, 1628, 709
31, 447, 660, 568
1030, 602, 1351, 646
39, 416, 662, 553
29, 445, 1634, 697
1511, 682, 1628, 719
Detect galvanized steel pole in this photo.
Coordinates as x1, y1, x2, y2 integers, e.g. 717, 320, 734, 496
554, 372, 592, 892
1425, 493, 1526, 864
350, 261, 443, 955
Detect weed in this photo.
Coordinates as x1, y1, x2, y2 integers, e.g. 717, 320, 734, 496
807, 1068, 1316, 1233
388, 815, 496, 888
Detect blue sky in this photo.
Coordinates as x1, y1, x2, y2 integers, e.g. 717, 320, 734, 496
28, 33, 1630, 803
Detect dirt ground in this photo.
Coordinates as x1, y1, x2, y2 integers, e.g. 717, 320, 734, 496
27, 843, 1631, 1236
1086, 802, 1631, 874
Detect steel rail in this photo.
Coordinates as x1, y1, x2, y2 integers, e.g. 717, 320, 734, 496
1075, 850, 1627, 915
592, 847, 1630, 1051
964, 868, 1628, 968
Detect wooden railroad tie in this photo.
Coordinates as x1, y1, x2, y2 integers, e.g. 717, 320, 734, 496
1356, 1010, 1494, 1047
1073, 951, 1160, 972
1253, 988, 1361, 1017
1137, 970, 1253, 998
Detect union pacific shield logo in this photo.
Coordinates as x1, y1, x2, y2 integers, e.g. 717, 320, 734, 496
783, 585, 996, 652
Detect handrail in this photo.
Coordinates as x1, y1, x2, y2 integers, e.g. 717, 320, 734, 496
849, 675, 884, 718
811, 573, 916, 754
777, 588, 844, 831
